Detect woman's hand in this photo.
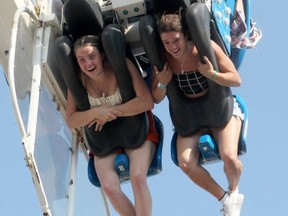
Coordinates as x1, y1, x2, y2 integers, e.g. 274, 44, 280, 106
88, 119, 105, 131
88, 105, 123, 131
198, 52, 241, 87
154, 62, 173, 86
197, 56, 215, 79
95, 105, 123, 121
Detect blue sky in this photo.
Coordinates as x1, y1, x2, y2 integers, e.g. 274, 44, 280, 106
1, 1, 288, 215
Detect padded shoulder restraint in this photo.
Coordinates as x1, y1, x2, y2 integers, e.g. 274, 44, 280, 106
56, 3, 147, 156
149, 0, 187, 15
140, 2, 233, 136
63, 0, 104, 40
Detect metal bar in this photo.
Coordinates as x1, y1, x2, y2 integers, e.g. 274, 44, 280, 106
67, 131, 79, 216
8, 7, 41, 139
7, 7, 52, 216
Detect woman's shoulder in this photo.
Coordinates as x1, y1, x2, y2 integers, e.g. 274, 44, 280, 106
211, 40, 223, 52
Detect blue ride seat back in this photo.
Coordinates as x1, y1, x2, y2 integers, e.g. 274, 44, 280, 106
171, 95, 248, 166
114, 154, 130, 182
88, 115, 164, 187
198, 134, 221, 164
210, 0, 251, 69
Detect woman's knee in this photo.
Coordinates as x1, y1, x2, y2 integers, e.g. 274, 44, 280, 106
222, 153, 242, 170
101, 181, 121, 197
130, 171, 147, 188
178, 158, 197, 175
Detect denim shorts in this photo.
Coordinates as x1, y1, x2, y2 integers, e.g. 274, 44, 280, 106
233, 98, 245, 121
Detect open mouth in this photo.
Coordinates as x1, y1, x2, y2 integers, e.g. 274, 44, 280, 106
173, 48, 179, 53
171, 48, 181, 57
87, 67, 96, 72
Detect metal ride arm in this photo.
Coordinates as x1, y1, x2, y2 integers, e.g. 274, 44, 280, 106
8, 5, 91, 216
8, 7, 53, 216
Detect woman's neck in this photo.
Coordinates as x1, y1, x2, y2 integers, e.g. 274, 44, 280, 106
181, 41, 193, 62
168, 41, 197, 74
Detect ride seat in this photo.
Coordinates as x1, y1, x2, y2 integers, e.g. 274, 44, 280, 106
56, 0, 165, 187
88, 115, 164, 187
170, 95, 248, 166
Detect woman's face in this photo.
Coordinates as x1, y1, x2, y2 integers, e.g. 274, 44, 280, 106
160, 31, 186, 59
75, 45, 103, 78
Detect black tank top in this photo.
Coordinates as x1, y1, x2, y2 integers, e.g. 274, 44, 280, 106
174, 70, 208, 94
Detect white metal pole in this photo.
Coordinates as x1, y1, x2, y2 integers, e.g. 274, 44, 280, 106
8, 7, 52, 216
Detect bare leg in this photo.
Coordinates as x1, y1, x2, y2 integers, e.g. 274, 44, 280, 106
237, 0, 244, 11
236, 0, 246, 20
216, 116, 244, 216
213, 116, 242, 192
177, 134, 226, 200
94, 153, 136, 216
126, 140, 156, 216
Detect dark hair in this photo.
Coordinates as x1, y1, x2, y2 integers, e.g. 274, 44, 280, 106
73, 35, 104, 54
157, 10, 187, 35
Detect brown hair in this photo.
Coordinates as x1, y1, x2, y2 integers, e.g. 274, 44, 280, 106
157, 11, 187, 35
73, 35, 104, 55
